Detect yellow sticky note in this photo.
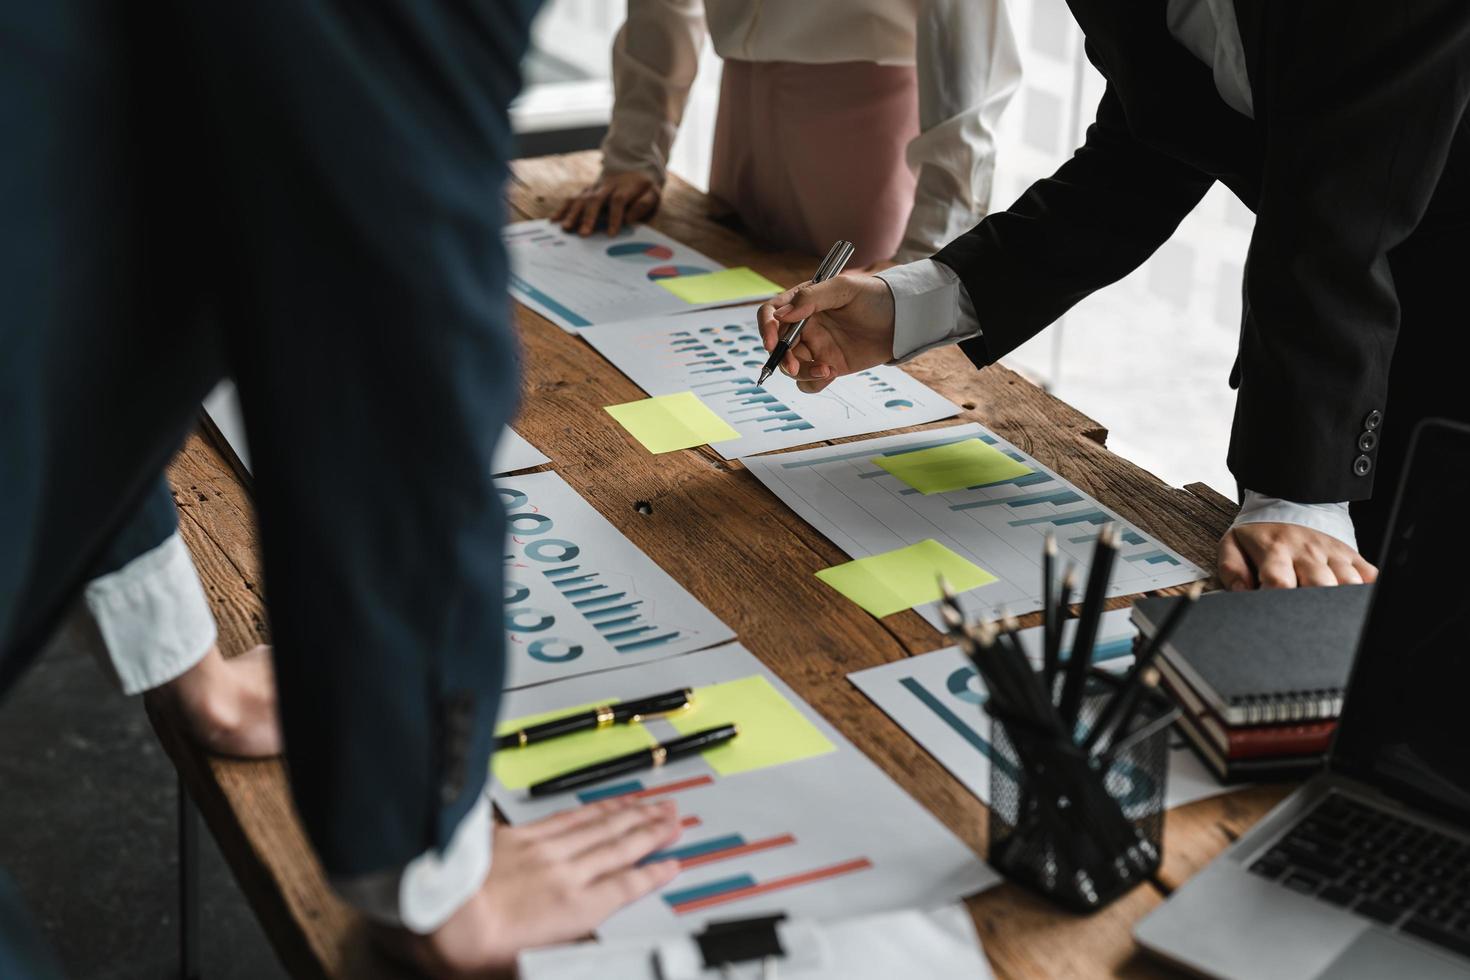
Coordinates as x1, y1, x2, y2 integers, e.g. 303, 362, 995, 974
667, 675, 835, 776
816, 539, 998, 618
655, 267, 783, 304
492, 701, 655, 789
872, 438, 1034, 495
605, 392, 741, 454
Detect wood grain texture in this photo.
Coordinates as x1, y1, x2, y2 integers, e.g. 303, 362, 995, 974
148, 151, 1281, 979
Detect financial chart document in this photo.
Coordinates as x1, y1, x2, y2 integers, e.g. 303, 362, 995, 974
849, 610, 1224, 814
584, 306, 959, 458
505, 220, 777, 331
491, 643, 999, 939
498, 472, 735, 689
744, 423, 1208, 625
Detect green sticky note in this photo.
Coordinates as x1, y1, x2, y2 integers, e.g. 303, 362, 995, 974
492, 700, 655, 789
815, 539, 998, 618
872, 438, 1034, 495
667, 675, 835, 776
654, 267, 782, 304
605, 391, 741, 453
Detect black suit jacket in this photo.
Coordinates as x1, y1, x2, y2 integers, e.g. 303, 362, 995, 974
935, 0, 1470, 503
0, 0, 538, 886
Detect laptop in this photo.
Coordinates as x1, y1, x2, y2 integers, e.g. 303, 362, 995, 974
1135, 419, 1470, 979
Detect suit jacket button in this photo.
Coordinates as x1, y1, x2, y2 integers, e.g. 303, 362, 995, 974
1364, 410, 1382, 431
1353, 454, 1372, 476
1358, 430, 1378, 452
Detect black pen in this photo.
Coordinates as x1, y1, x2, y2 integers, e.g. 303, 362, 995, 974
495, 688, 693, 750
528, 724, 739, 798
1085, 582, 1202, 755
757, 240, 854, 386
1059, 523, 1118, 731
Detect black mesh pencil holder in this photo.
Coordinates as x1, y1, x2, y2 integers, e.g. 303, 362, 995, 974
987, 670, 1176, 913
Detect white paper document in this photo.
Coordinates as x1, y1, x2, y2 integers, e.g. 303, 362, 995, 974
582, 306, 960, 458
490, 643, 999, 939
742, 423, 1208, 625
848, 609, 1225, 813
492, 428, 550, 475
497, 472, 734, 689
505, 220, 777, 332
518, 904, 992, 980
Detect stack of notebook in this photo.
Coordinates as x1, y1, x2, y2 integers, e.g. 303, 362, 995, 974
1130, 585, 1372, 782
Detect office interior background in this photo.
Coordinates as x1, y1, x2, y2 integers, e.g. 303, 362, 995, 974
522, 0, 1253, 498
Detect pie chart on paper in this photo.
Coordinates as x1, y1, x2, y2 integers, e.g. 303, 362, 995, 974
606, 241, 675, 261
647, 264, 710, 281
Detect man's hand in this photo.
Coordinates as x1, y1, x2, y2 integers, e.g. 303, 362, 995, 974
380, 798, 683, 978
151, 643, 282, 758
1218, 523, 1379, 590
756, 276, 897, 393
553, 172, 661, 237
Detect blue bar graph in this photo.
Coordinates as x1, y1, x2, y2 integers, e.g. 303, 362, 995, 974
544, 564, 685, 653
1125, 550, 1182, 566
1008, 509, 1111, 528
948, 489, 1082, 511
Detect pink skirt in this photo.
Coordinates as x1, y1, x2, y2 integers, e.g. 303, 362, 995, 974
709, 59, 920, 270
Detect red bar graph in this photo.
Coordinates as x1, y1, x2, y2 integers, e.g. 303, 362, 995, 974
670, 857, 874, 915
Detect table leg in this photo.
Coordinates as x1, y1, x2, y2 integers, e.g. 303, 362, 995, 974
178, 774, 201, 980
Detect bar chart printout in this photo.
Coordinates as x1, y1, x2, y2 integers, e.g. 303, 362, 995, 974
489, 644, 999, 939
742, 423, 1207, 626
497, 472, 735, 689
848, 611, 1226, 814
583, 306, 959, 458
504, 220, 777, 331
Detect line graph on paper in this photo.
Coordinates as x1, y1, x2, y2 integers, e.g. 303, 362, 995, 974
583, 305, 959, 458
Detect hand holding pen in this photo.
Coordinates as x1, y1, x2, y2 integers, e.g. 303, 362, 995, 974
756, 248, 897, 393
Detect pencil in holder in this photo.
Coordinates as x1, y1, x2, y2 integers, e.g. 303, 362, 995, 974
986, 670, 1176, 913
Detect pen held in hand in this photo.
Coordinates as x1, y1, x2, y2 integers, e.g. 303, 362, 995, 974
528, 723, 739, 798
757, 240, 855, 386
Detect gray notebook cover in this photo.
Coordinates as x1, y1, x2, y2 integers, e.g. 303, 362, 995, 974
1131, 585, 1373, 725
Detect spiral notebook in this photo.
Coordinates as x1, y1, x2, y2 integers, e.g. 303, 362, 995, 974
1131, 584, 1372, 726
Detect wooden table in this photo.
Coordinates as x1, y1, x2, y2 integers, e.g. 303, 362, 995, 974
150, 151, 1293, 979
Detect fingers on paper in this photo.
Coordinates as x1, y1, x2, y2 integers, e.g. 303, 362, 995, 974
523, 795, 640, 841
560, 800, 677, 863
586, 859, 682, 915
575, 804, 682, 879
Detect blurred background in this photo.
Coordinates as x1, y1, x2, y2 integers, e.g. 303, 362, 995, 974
517, 0, 1252, 499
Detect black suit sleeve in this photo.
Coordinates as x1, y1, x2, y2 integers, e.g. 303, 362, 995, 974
1228, 0, 1470, 502
932, 85, 1214, 368
182, 1, 538, 877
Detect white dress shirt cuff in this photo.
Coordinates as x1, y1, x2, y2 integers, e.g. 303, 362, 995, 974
332, 793, 493, 934
83, 532, 217, 696
1232, 490, 1359, 551
875, 259, 982, 363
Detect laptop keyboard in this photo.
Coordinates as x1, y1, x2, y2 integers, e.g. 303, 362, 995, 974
1248, 793, 1470, 958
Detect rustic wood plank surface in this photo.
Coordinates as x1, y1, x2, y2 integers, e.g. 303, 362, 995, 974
146, 151, 1290, 979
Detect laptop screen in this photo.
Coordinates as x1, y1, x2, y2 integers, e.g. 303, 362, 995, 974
1331, 420, 1470, 824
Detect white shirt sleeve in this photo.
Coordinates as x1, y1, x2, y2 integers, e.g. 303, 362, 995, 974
600, 0, 707, 186
332, 793, 493, 934
83, 532, 217, 696
1231, 490, 1359, 551
876, 258, 982, 363
899, 0, 1023, 262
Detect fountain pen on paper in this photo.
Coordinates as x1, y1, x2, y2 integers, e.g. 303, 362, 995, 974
756, 239, 855, 386
495, 688, 693, 750
528, 723, 739, 798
